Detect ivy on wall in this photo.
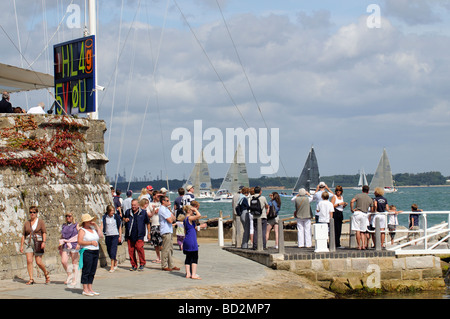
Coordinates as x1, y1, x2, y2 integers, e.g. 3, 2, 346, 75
0, 115, 85, 178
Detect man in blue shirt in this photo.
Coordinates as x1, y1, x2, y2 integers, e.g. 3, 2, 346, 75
123, 199, 150, 271
159, 196, 180, 271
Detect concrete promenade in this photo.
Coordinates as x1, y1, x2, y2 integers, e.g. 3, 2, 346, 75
0, 238, 271, 299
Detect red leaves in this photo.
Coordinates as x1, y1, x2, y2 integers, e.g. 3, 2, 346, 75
0, 115, 86, 178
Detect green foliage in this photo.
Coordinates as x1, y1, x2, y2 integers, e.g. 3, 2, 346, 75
114, 172, 449, 192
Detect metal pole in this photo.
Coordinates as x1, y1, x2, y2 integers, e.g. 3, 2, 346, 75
423, 213, 428, 250
257, 217, 263, 251
235, 215, 241, 248
375, 216, 381, 251
329, 218, 336, 252
218, 210, 224, 247
349, 215, 357, 248
278, 220, 285, 254
88, 0, 98, 120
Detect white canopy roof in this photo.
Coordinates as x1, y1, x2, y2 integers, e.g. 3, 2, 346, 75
0, 63, 54, 93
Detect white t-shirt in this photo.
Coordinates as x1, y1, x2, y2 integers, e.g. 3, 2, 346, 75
317, 201, 334, 224
27, 106, 45, 114
81, 227, 99, 250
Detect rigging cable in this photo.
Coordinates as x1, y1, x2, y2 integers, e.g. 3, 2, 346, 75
126, 0, 171, 192
215, 0, 289, 180
13, 0, 29, 110
105, 0, 125, 159
173, 0, 283, 179
28, 0, 76, 68
114, 0, 141, 191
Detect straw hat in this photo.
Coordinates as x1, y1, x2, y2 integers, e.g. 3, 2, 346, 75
79, 213, 96, 226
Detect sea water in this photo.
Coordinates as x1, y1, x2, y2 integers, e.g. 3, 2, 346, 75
190, 186, 450, 299
133, 186, 450, 298
189, 186, 450, 229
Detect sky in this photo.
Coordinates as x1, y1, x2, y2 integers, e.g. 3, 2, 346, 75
2, 0, 450, 184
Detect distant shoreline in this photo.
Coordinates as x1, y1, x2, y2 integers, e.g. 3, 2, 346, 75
261, 184, 450, 190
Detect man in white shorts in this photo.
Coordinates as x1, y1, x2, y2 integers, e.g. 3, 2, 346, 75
350, 185, 373, 250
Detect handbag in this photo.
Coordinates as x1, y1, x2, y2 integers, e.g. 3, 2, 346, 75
33, 234, 44, 254
29, 221, 44, 254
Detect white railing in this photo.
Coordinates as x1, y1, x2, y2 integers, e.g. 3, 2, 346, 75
366, 211, 450, 255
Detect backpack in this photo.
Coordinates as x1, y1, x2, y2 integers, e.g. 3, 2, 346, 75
249, 196, 262, 216
113, 196, 122, 214
235, 197, 244, 217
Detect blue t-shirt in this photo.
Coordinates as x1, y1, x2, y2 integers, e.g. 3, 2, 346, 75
374, 195, 388, 212
159, 205, 173, 235
409, 213, 420, 227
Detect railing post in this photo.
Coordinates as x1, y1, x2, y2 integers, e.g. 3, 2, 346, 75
235, 214, 242, 248
423, 213, 428, 250
349, 215, 357, 248
278, 220, 285, 254
218, 210, 224, 247
257, 217, 263, 251
329, 218, 336, 252
375, 216, 381, 251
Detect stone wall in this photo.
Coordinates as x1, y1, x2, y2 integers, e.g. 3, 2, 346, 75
0, 114, 126, 280
273, 255, 446, 293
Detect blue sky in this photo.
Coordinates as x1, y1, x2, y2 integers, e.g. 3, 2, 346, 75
2, 0, 450, 184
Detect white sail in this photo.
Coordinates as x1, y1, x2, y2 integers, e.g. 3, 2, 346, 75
358, 168, 368, 187
183, 150, 213, 198
369, 148, 397, 193
214, 144, 249, 201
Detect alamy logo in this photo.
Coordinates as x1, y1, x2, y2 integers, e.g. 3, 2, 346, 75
367, 4, 381, 29
66, 4, 81, 29
171, 120, 279, 175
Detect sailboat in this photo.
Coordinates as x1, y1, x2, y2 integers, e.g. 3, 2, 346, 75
213, 144, 249, 202
369, 148, 397, 193
292, 146, 320, 195
183, 149, 213, 199
353, 167, 368, 190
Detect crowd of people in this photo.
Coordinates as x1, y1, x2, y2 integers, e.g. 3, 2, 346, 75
233, 186, 283, 250
233, 182, 421, 251
0, 91, 46, 114
18, 181, 423, 296
20, 184, 202, 296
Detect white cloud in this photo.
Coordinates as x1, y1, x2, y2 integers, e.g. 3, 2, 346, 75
2, 1, 450, 181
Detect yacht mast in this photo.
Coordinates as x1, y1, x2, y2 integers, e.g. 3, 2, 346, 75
88, 0, 98, 120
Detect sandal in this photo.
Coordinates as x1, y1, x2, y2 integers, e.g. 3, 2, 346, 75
26, 279, 35, 285
44, 271, 50, 284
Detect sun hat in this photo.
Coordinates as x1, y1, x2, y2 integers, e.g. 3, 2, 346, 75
298, 188, 307, 196
79, 213, 96, 226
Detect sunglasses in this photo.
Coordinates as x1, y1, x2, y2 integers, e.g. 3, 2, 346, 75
29, 211, 37, 214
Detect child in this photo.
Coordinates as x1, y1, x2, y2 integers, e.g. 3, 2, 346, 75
316, 192, 334, 224
408, 204, 423, 244
176, 214, 186, 250
183, 204, 202, 279
387, 205, 402, 245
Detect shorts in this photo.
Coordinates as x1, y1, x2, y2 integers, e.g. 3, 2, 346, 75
407, 226, 420, 241
371, 214, 386, 229
24, 237, 44, 256
267, 216, 279, 226
351, 211, 368, 232
150, 225, 163, 247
